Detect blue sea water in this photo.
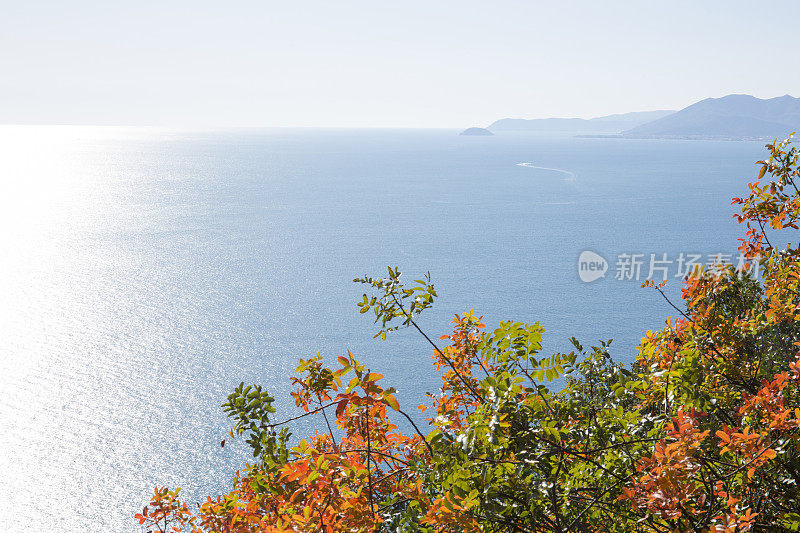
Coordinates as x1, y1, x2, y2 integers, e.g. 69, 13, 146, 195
0, 126, 768, 530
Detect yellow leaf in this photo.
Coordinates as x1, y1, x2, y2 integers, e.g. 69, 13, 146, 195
384, 394, 399, 411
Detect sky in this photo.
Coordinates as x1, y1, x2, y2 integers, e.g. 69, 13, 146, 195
1, 1, 799, 128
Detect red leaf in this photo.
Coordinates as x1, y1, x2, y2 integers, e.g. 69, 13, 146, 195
336, 398, 349, 417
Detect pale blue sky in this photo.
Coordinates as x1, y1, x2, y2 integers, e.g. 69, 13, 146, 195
1, 1, 798, 128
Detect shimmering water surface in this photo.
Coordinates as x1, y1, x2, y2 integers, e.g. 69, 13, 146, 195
0, 126, 767, 530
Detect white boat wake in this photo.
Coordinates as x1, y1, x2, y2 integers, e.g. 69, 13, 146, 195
516, 162, 576, 182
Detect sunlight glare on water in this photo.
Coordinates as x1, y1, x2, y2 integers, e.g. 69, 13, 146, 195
0, 127, 250, 530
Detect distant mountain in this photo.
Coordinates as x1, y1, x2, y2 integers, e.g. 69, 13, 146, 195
460, 127, 493, 136
622, 94, 800, 139
488, 110, 674, 133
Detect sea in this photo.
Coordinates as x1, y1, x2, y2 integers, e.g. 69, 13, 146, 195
0, 126, 769, 530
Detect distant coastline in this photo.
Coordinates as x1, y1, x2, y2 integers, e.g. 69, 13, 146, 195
468, 94, 799, 141
575, 133, 774, 141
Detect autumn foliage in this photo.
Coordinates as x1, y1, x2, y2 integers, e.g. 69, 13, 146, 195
139, 137, 800, 532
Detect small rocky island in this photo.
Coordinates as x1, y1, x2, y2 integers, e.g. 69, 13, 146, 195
459, 127, 493, 136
